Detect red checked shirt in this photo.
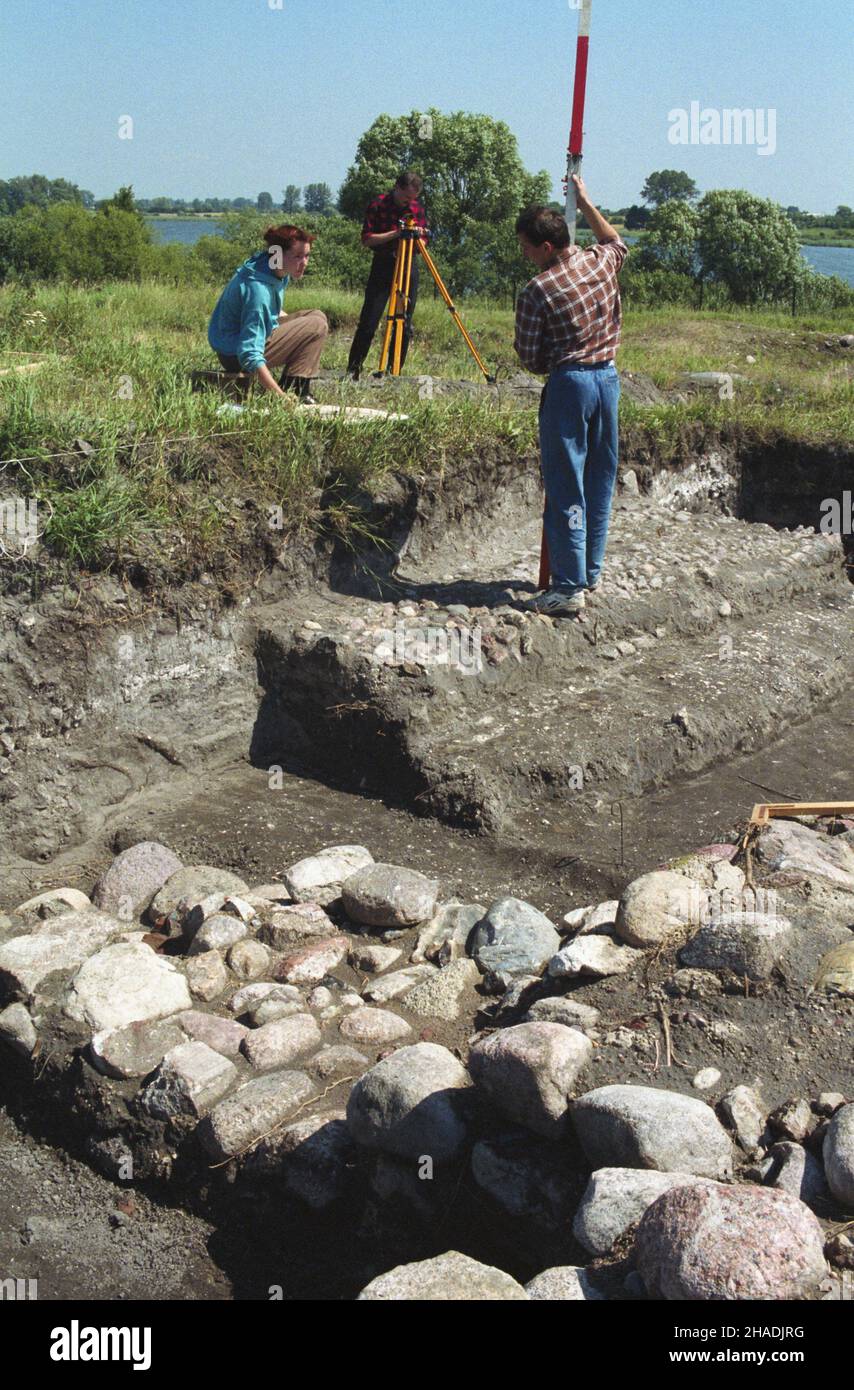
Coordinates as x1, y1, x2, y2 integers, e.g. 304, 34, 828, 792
362, 192, 429, 257
514, 238, 628, 373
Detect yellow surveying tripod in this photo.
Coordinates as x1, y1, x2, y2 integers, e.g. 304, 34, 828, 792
377, 219, 495, 382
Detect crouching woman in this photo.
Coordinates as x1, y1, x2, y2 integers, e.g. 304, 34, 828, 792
208, 223, 328, 401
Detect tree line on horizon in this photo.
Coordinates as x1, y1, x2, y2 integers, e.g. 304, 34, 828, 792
0, 110, 852, 310
3, 156, 850, 230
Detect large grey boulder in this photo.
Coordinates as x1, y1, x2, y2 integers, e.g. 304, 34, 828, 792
92, 841, 183, 920
756, 818, 854, 890
470, 898, 560, 993
139, 1041, 237, 1121
284, 845, 374, 904
549, 928, 642, 980
824, 1103, 854, 1208
346, 1043, 470, 1161
718, 1084, 768, 1153
148, 866, 249, 926
412, 901, 485, 964
198, 1071, 315, 1161
15, 888, 92, 918
339, 1006, 412, 1044
679, 911, 792, 980
341, 863, 439, 928
176, 1010, 248, 1057
469, 1022, 592, 1137
404, 959, 480, 1021
573, 1168, 712, 1255
89, 1015, 188, 1079
63, 942, 192, 1031
571, 1085, 734, 1179
563, 900, 619, 933
188, 914, 248, 955
257, 903, 338, 948
0, 910, 126, 1000
228, 982, 303, 1015
184, 951, 229, 1002
274, 937, 349, 985
615, 870, 698, 949
357, 1251, 529, 1301
349, 942, 403, 973
240, 1014, 321, 1070
764, 1143, 831, 1210
636, 1182, 827, 1300
227, 939, 272, 981
0, 1002, 38, 1056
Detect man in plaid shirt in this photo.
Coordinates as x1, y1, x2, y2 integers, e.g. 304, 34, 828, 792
515, 175, 628, 616
347, 171, 429, 378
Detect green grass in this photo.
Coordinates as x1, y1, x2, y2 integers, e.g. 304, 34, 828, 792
797, 228, 854, 248
0, 279, 851, 583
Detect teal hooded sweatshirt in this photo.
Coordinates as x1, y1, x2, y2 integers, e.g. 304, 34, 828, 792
208, 251, 290, 372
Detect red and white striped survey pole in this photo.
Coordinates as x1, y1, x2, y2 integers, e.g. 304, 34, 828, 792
565, 0, 592, 245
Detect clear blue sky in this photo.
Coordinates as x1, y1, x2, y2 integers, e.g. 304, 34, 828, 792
1, 0, 851, 211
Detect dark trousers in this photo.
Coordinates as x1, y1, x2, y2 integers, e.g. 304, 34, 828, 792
347, 253, 419, 373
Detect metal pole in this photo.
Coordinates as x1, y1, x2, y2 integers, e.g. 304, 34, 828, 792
565, 0, 592, 245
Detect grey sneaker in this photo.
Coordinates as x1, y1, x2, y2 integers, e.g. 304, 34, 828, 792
527, 589, 586, 617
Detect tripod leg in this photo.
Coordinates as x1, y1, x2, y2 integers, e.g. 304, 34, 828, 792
415, 242, 493, 381
392, 237, 413, 376
378, 242, 405, 375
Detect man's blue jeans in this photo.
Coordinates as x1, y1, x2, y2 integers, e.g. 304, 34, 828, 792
539, 361, 620, 594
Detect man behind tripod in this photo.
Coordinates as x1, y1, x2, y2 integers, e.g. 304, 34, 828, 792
346, 171, 429, 379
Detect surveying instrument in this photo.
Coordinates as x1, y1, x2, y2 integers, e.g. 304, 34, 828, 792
376, 218, 495, 382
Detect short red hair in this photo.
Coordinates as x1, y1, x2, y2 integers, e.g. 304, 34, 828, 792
263, 224, 315, 252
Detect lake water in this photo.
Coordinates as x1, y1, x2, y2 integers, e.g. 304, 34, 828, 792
801, 244, 854, 286
145, 217, 224, 244
146, 218, 854, 287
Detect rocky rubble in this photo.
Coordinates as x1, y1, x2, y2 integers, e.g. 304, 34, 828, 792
1, 815, 852, 1301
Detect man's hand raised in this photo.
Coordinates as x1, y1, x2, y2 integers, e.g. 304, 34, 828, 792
571, 173, 590, 208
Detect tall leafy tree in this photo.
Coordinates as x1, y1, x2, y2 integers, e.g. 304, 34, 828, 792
636, 200, 700, 276
338, 109, 551, 247
303, 182, 333, 214
697, 190, 803, 303
256, 191, 274, 212
641, 170, 699, 207
282, 185, 302, 213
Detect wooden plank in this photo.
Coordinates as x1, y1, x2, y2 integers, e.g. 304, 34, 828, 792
190, 369, 253, 402
750, 801, 854, 826
0, 361, 47, 378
